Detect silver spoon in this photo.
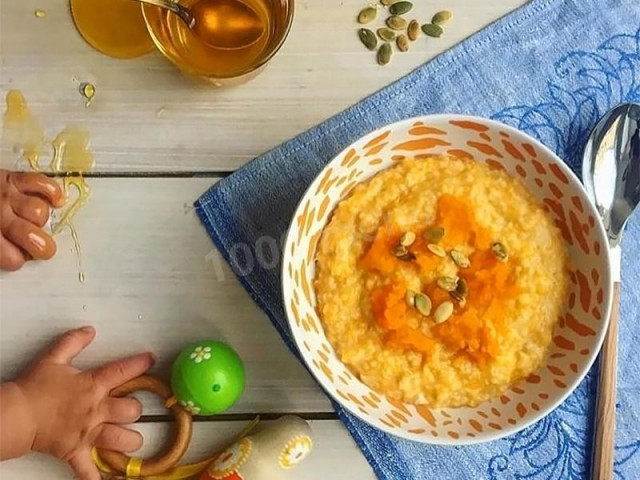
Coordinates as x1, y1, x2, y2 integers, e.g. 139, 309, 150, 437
582, 102, 640, 480
133, 0, 265, 50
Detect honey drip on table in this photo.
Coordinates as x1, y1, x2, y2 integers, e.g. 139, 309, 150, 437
3, 91, 94, 282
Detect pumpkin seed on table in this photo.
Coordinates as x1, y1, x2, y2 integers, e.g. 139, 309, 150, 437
389, 1, 413, 15
434, 301, 454, 324
450, 249, 470, 268
424, 226, 445, 243
432, 10, 453, 25
491, 242, 509, 262
396, 34, 409, 52
414, 293, 432, 316
400, 231, 416, 246
380, 0, 398, 5
377, 43, 393, 65
357, 7, 377, 24
386, 15, 408, 30
358, 28, 378, 51
422, 23, 444, 38
436, 276, 458, 292
427, 243, 446, 258
407, 19, 420, 41
377, 27, 396, 42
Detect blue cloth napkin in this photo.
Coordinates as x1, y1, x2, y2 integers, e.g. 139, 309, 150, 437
196, 0, 640, 477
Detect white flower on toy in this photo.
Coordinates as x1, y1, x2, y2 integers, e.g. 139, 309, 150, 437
208, 437, 252, 478
180, 400, 201, 415
279, 435, 312, 469
190, 346, 212, 363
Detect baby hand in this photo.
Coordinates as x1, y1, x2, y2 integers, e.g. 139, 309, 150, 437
0, 169, 66, 271
16, 327, 154, 480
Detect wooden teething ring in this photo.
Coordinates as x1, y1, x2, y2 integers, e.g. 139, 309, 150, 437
98, 375, 193, 477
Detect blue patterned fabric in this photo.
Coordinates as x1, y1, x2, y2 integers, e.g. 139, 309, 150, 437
195, 0, 640, 478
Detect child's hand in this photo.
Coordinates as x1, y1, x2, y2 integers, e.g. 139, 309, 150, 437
13, 327, 154, 480
0, 169, 66, 271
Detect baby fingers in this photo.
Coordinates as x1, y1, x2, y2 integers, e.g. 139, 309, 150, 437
11, 192, 50, 227
3, 216, 56, 260
11, 172, 66, 208
103, 396, 143, 424
68, 448, 102, 480
94, 424, 143, 453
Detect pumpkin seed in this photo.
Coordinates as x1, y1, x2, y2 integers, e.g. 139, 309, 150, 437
455, 277, 469, 297
400, 231, 416, 246
427, 243, 446, 257
449, 289, 466, 306
491, 242, 509, 262
422, 23, 443, 37
450, 249, 470, 268
405, 289, 417, 307
357, 7, 377, 24
434, 301, 454, 324
414, 293, 432, 316
407, 19, 420, 41
377, 27, 396, 42
34, 9, 46, 18
436, 276, 458, 292
386, 15, 408, 30
392, 245, 408, 257
432, 10, 452, 25
389, 1, 412, 15
424, 226, 445, 243
380, 0, 399, 5
377, 43, 392, 65
392, 244, 415, 261
359, 28, 378, 51
396, 34, 409, 52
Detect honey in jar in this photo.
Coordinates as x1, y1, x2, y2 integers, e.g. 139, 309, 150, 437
142, 0, 293, 79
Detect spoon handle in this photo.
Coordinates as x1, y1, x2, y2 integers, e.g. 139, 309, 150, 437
129, 0, 195, 28
592, 281, 621, 480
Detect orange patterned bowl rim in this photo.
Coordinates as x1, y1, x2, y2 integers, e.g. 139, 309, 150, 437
281, 114, 613, 444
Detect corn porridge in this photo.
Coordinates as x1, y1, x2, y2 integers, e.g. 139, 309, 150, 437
314, 155, 569, 407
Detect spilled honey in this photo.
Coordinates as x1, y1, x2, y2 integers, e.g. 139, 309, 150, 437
2, 90, 45, 171
3, 91, 93, 282
143, 0, 273, 77
70, 0, 155, 59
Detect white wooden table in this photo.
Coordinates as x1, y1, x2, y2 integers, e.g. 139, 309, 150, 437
0, 1, 527, 478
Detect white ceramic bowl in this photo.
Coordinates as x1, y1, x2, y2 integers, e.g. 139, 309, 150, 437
282, 115, 613, 444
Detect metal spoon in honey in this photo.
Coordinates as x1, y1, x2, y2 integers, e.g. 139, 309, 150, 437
133, 0, 265, 50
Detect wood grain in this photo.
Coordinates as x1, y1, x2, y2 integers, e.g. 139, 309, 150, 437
592, 281, 621, 480
0, 420, 375, 479
0, 178, 330, 415
0, 0, 527, 173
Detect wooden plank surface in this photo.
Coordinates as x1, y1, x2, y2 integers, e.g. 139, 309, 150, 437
0, 420, 375, 479
0, 178, 332, 415
1, 0, 527, 172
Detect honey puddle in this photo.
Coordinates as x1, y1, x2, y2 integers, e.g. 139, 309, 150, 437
3, 90, 94, 282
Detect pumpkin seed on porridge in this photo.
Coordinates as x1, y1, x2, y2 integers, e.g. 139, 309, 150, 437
314, 155, 569, 407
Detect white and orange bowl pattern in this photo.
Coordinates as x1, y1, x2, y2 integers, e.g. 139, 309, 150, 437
281, 115, 613, 444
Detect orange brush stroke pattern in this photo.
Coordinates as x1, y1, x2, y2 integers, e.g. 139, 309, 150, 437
391, 138, 451, 151
502, 140, 525, 161
566, 312, 596, 336
447, 148, 474, 159
408, 126, 447, 136
364, 130, 391, 149
467, 141, 504, 157
449, 120, 489, 132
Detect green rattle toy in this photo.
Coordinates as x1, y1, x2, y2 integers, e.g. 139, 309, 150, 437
95, 340, 245, 478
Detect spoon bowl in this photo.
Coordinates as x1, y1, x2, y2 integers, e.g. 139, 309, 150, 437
583, 103, 640, 246
131, 0, 265, 50
582, 102, 640, 480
